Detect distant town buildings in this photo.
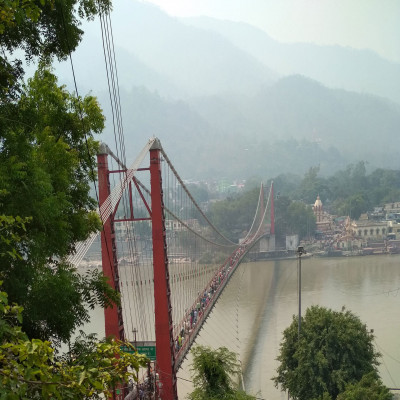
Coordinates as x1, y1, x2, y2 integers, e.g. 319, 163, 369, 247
309, 195, 400, 254
312, 195, 332, 232
165, 219, 200, 232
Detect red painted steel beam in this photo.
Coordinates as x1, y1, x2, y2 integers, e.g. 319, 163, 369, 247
98, 151, 123, 340
98, 147, 126, 400
270, 181, 275, 235
150, 143, 178, 400
260, 183, 265, 233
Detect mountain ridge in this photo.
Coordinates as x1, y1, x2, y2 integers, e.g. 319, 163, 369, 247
54, 0, 400, 180
182, 16, 400, 104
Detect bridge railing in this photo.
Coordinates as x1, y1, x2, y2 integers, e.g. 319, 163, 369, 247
173, 243, 250, 371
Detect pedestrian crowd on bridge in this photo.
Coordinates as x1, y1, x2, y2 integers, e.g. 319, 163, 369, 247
125, 372, 161, 400
174, 245, 247, 353
125, 245, 248, 400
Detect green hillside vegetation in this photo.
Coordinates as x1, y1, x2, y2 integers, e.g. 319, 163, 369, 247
207, 163, 400, 241
53, 1, 400, 182
93, 76, 400, 180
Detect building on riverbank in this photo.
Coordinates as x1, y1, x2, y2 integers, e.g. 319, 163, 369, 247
352, 216, 388, 241
312, 195, 333, 233
307, 195, 400, 254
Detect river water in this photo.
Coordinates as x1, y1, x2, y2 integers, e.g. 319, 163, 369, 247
176, 254, 400, 399
84, 254, 400, 399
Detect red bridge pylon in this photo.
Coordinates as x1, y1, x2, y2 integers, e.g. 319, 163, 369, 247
97, 139, 177, 400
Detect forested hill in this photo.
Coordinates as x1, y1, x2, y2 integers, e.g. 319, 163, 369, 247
84, 0, 277, 97
55, 0, 400, 180
182, 16, 400, 105
96, 76, 400, 179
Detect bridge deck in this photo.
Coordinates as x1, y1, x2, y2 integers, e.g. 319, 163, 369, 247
173, 239, 253, 371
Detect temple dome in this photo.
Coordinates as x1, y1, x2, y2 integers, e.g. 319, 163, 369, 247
314, 195, 323, 209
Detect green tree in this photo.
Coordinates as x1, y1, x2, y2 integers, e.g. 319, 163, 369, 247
286, 201, 316, 239
334, 193, 370, 220
0, 0, 118, 344
273, 306, 380, 400
0, 284, 148, 399
209, 188, 259, 241
1, 0, 111, 101
297, 166, 323, 204
367, 169, 400, 206
0, 214, 30, 262
187, 183, 210, 204
327, 165, 358, 200
274, 195, 292, 244
0, 65, 117, 344
337, 372, 392, 400
189, 345, 255, 400
271, 173, 301, 200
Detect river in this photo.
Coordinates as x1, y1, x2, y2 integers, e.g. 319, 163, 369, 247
176, 254, 400, 399
83, 254, 400, 399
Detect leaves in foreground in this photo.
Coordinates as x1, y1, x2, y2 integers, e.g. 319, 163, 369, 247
0, 284, 148, 399
189, 345, 255, 400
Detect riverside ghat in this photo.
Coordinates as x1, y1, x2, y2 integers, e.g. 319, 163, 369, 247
299, 196, 400, 257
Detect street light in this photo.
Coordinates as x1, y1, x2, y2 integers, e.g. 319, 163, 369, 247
297, 246, 306, 338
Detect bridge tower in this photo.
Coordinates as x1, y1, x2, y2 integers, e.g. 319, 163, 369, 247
259, 183, 265, 233
97, 141, 177, 400
97, 144, 125, 400
149, 141, 178, 400
270, 181, 275, 235
259, 181, 275, 252
97, 144, 125, 341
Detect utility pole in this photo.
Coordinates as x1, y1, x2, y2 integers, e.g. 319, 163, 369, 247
297, 246, 306, 338
132, 328, 137, 347
133, 329, 138, 396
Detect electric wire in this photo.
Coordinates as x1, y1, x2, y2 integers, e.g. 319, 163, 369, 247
98, 5, 143, 340
58, 4, 277, 392
67, 139, 154, 266
67, 134, 271, 365
161, 147, 238, 245
57, 0, 116, 281
374, 340, 399, 387
134, 176, 237, 248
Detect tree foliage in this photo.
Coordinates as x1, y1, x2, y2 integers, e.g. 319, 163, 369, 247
273, 306, 381, 400
0, 284, 148, 399
286, 201, 316, 239
209, 185, 316, 241
336, 372, 392, 400
0, 64, 116, 344
209, 188, 259, 241
1, 0, 111, 101
274, 195, 316, 241
273, 161, 400, 223
189, 345, 255, 400
0, 0, 119, 344
296, 166, 323, 204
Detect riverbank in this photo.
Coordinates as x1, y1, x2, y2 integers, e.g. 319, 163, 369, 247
312, 248, 400, 257
240, 255, 400, 399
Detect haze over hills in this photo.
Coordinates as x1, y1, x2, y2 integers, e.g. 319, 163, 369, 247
55, 32, 182, 97
183, 17, 400, 105
95, 75, 400, 179
85, 1, 277, 98
56, 0, 400, 180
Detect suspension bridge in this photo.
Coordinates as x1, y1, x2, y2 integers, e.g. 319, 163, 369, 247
68, 137, 275, 400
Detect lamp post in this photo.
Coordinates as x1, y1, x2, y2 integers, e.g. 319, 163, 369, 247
297, 246, 306, 338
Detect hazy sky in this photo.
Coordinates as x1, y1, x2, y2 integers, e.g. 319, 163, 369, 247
143, 0, 400, 63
